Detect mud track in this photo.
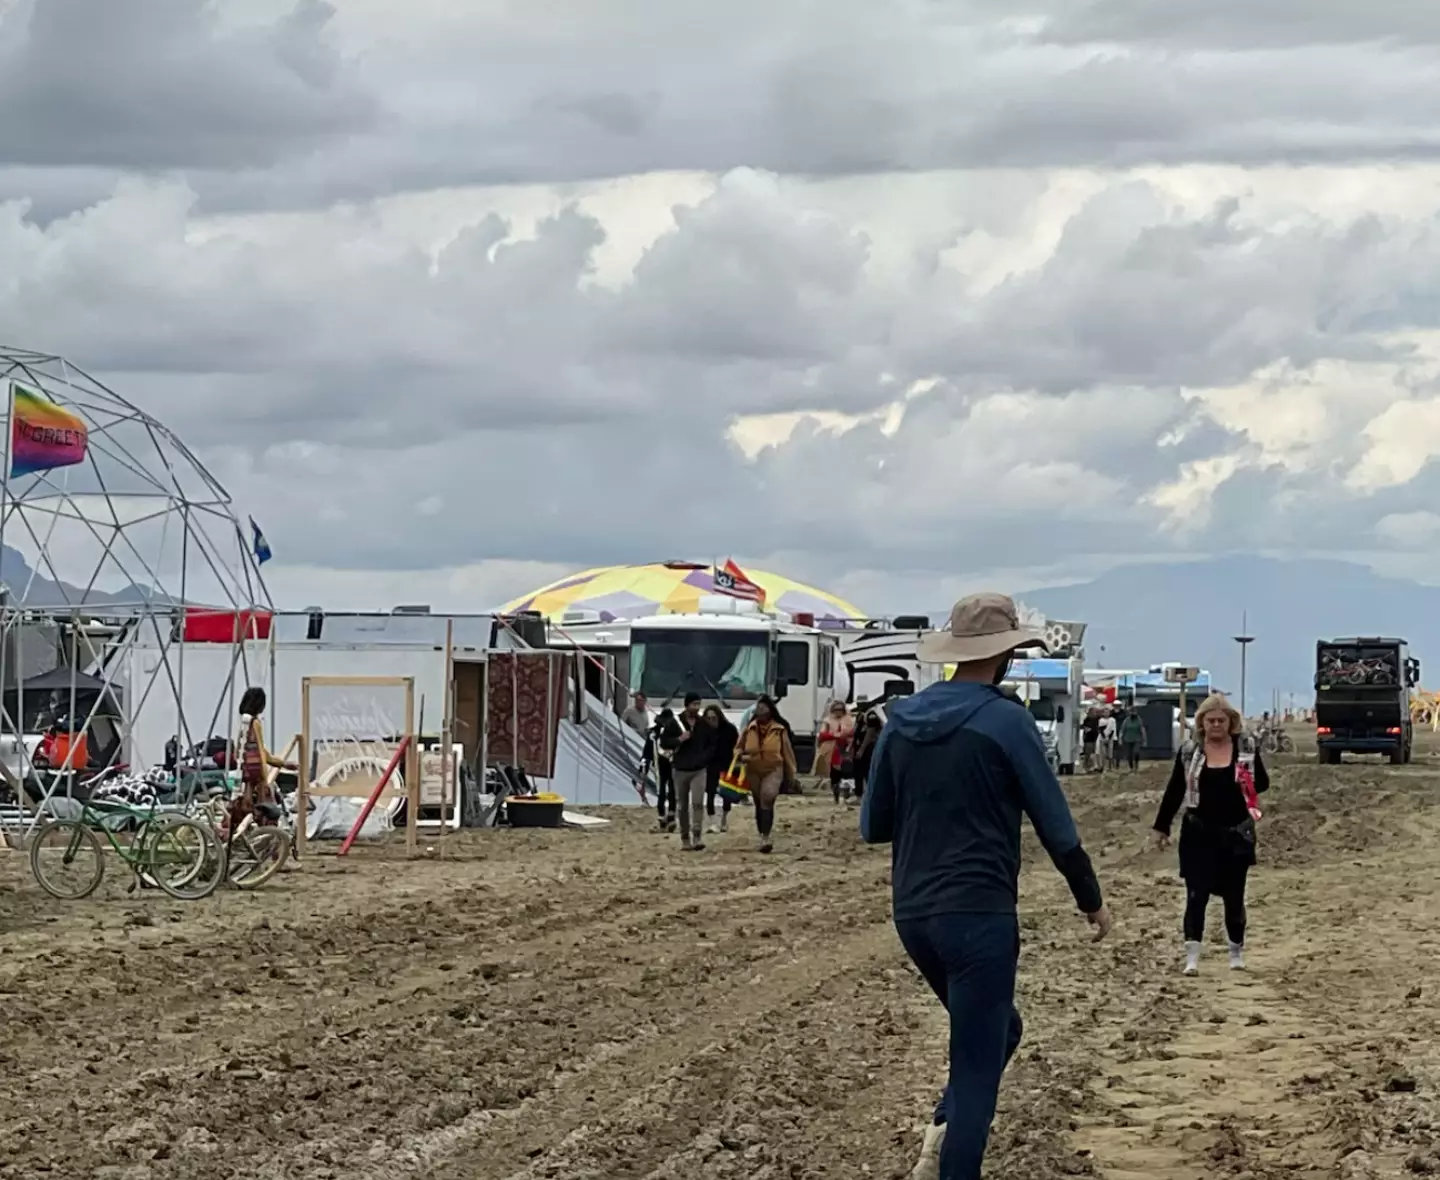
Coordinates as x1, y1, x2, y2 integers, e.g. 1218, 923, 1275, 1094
4, 737, 1440, 1178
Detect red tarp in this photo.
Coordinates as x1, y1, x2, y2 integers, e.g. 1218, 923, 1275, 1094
182, 608, 273, 642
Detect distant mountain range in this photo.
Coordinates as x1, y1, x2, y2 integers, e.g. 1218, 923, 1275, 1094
0, 544, 166, 608
1017, 557, 1440, 706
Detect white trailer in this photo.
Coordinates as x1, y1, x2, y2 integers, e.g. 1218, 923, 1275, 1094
834, 622, 945, 705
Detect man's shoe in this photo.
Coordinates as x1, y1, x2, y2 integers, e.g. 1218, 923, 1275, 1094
910, 1122, 945, 1179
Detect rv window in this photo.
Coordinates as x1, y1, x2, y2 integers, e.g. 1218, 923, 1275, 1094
776, 641, 810, 687
818, 643, 834, 688
631, 628, 768, 702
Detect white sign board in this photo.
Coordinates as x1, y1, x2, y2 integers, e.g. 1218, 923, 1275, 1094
1163, 666, 1201, 684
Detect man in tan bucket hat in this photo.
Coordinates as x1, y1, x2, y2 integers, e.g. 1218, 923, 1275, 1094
862, 592, 1111, 1180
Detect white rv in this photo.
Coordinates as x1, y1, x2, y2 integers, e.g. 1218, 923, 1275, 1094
547, 596, 845, 761
1003, 656, 1085, 775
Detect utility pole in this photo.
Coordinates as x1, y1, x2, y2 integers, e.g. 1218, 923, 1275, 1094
1234, 611, 1255, 720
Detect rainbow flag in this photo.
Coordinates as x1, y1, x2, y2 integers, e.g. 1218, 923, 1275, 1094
10, 383, 87, 478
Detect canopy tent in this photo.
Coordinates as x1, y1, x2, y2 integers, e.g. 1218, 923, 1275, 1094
500, 560, 865, 624
20, 667, 114, 694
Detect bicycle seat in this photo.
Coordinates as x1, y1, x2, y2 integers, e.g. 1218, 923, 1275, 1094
254, 802, 283, 822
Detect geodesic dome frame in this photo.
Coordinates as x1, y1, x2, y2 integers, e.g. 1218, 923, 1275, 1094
0, 346, 274, 840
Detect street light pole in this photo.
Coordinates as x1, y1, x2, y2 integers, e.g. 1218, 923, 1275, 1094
1234, 611, 1255, 719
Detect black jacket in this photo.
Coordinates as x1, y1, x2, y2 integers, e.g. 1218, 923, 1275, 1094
666, 711, 718, 772
708, 718, 740, 772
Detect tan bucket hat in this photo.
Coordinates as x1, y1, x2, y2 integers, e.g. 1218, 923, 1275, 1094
917, 592, 1049, 665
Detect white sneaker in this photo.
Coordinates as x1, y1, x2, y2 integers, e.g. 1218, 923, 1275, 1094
1229, 942, 1246, 971
1184, 941, 1202, 976
910, 1122, 945, 1179
719, 814, 728, 833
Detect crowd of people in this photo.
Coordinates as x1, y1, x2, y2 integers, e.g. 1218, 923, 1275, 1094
1079, 702, 1148, 771
621, 690, 885, 851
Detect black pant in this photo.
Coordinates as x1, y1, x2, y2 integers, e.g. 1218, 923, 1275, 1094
656, 761, 675, 818
896, 913, 1022, 1177
704, 765, 732, 816
1123, 740, 1141, 770
1183, 874, 1248, 945
830, 764, 844, 802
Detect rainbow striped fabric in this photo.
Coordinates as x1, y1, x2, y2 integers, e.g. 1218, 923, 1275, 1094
10, 383, 87, 477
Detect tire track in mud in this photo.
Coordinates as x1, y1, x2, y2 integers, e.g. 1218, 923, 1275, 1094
0, 825, 899, 1180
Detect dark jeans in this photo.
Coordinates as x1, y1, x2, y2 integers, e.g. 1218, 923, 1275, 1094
895, 913, 1022, 1180
1123, 740, 1141, 770
704, 764, 733, 816
1184, 875, 1247, 945
656, 761, 675, 818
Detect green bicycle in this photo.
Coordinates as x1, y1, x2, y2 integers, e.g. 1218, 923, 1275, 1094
28, 798, 228, 901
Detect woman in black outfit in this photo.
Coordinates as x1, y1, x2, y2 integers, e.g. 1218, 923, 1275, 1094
653, 707, 678, 831
1151, 693, 1269, 976
701, 704, 740, 833
852, 710, 882, 802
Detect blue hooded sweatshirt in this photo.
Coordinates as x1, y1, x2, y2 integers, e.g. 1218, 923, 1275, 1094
860, 681, 1102, 921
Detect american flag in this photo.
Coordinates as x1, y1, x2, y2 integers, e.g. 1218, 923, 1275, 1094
713, 558, 764, 604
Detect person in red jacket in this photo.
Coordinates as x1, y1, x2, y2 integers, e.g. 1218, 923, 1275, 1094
819, 700, 855, 803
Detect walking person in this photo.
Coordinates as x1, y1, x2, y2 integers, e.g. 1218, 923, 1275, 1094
852, 710, 883, 803
623, 692, 653, 801
1081, 710, 1101, 773
1118, 708, 1146, 771
232, 686, 296, 831
666, 693, 715, 851
702, 704, 739, 833
653, 707, 679, 831
1097, 709, 1117, 772
860, 593, 1111, 1180
820, 700, 855, 803
736, 695, 796, 853
1151, 692, 1268, 976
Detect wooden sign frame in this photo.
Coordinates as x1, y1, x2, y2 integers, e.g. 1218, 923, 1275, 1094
298, 675, 418, 857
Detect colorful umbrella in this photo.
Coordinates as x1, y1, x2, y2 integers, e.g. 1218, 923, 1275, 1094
499, 560, 865, 623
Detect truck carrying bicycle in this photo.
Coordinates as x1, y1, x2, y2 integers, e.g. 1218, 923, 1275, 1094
1314, 637, 1420, 765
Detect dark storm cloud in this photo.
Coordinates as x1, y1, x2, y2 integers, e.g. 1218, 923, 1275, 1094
5, 2, 1440, 208
0, 0, 372, 170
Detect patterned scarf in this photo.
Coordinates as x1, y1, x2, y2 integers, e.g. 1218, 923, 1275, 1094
1183, 735, 1262, 821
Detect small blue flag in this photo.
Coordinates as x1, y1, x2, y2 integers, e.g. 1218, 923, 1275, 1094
249, 516, 272, 566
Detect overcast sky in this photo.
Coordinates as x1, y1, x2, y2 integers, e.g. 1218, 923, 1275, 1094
6, 0, 1440, 615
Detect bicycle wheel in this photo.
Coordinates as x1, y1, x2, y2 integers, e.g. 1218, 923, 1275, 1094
135, 812, 210, 891
228, 826, 289, 890
29, 819, 106, 900
141, 816, 228, 901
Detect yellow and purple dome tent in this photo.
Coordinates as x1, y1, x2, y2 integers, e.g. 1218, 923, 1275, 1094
499, 560, 865, 624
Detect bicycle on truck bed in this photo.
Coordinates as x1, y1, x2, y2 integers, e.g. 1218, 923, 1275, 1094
28, 795, 228, 902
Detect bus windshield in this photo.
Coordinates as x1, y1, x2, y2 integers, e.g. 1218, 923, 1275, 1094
1317, 644, 1399, 688
631, 628, 769, 703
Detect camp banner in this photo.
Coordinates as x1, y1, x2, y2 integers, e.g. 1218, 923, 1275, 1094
10, 382, 88, 478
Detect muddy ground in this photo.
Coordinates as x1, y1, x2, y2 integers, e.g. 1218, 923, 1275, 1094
3, 734, 1440, 1179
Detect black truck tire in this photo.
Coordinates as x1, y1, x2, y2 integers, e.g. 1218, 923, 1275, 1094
1390, 746, 1405, 765
1318, 746, 1339, 765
